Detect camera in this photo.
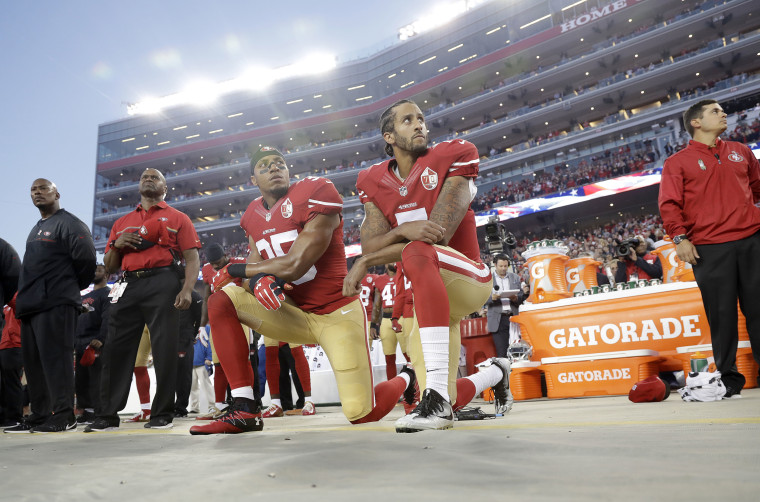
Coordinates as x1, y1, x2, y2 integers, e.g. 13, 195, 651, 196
615, 238, 640, 258
484, 215, 517, 254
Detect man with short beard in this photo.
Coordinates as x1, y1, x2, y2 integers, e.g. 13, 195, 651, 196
6, 179, 96, 434
86, 169, 200, 432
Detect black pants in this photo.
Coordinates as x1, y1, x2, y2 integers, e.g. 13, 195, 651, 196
693, 232, 760, 391
75, 347, 102, 411
491, 314, 512, 359
0, 347, 24, 422
20, 305, 78, 417
278, 344, 305, 410
174, 336, 194, 413
98, 270, 181, 422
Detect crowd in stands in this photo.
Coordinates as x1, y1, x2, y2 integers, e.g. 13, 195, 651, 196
95, 20, 754, 221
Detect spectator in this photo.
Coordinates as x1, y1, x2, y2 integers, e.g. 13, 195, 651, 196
614, 234, 663, 283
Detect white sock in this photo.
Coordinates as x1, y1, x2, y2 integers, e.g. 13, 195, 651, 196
85, 408, 94, 413
230, 387, 255, 400
465, 364, 503, 395
270, 398, 282, 408
419, 326, 451, 402
398, 372, 411, 387
215, 402, 228, 411
140, 403, 151, 410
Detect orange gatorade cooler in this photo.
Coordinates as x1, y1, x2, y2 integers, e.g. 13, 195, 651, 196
522, 241, 571, 303
540, 349, 661, 398
565, 256, 601, 295
510, 360, 543, 400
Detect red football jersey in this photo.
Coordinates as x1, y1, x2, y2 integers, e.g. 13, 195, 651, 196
356, 139, 481, 262
239, 176, 354, 314
373, 273, 396, 309
201, 256, 248, 290
359, 274, 377, 318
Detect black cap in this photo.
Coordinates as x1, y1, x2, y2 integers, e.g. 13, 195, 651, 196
205, 243, 225, 263
251, 146, 285, 170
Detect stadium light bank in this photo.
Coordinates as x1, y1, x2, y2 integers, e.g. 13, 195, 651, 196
127, 53, 337, 116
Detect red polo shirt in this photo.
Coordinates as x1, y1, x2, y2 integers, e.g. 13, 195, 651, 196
659, 138, 760, 245
107, 201, 201, 271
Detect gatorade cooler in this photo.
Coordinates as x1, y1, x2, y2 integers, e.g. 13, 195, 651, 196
540, 350, 661, 398
510, 360, 543, 400
522, 242, 571, 303
565, 256, 601, 295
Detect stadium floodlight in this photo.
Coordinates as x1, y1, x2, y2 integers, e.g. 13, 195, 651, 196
127, 53, 336, 115
398, 0, 488, 40
180, 80, 219, 107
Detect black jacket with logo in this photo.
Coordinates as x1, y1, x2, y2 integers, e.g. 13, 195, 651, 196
16, 209, 96, 318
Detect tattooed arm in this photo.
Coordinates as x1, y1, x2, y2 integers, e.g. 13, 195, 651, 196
343, 179, 470, 296
359, 202, 444, 256
428, 176, 472, 246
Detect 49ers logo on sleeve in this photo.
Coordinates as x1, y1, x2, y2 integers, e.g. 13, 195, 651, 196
728, 151, 745, 163
281, 198, 293, 218
420, 167, 438, 190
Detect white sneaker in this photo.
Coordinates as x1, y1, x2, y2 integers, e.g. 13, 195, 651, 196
395, 389, 454, 433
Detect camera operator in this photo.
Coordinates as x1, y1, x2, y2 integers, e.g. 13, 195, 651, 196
614, 235, 662, 283
486, 254, 525, 358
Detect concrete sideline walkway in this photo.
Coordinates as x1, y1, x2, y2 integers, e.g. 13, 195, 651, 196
2, 389, 759, 501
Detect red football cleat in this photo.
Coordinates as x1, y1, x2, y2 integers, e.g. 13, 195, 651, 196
261, 403, 284, 418
122, 410, 150, 423
189, 398, 263, 435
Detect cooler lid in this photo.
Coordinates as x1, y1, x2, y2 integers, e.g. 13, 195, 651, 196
541, 349, 659, 364
511, 360, 541, 368
675, 344, 713, 353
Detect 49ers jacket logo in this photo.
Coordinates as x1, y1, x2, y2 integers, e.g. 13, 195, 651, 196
420, 167, 438, 190
728, 151, 744, 162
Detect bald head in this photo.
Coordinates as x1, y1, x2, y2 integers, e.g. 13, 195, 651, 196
139, 168, 167, 200
30, 178, 60, 215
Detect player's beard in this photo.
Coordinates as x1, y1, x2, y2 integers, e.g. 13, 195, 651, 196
271, 184, 289, 201
395, 132, 428, 154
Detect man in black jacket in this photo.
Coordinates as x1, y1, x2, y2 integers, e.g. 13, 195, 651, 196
174, 289, 203, 417
74, 264, 111, 424
0, 238, 20, 310
5, 179, 96, 434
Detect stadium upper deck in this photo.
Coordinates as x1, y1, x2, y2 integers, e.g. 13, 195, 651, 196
93, 0, 760, 250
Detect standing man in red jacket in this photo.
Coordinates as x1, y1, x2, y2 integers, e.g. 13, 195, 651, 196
659, 99, 760, 396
